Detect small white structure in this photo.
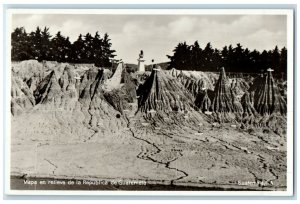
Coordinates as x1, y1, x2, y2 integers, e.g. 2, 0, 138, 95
137, 50, 145, 72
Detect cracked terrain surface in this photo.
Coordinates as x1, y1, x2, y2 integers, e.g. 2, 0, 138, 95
11, 108, 286, 190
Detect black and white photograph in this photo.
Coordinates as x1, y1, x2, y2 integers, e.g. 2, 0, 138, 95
5, 8, 294, 195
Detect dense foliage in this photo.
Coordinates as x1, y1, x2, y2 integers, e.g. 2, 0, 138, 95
167, 41, 287, 75
11, 27, 116, 67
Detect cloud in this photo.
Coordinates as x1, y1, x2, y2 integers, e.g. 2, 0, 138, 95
12, 14, 44, 33
51, 20, 92, 40
239, 29, 286, 51
168, 17, 197, 37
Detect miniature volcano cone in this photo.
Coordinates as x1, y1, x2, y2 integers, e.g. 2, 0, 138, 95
137, 69, 194, 113
211, 68, 235, 113
211, 67, 243, 122
253, 70, 286, 115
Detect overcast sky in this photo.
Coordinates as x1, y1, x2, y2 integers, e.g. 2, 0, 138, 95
12, 14, 287, 64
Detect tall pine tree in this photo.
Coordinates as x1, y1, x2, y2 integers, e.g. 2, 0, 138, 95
11, 27, 31, 61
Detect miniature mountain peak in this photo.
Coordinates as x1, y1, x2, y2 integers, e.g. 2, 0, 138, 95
252, 69, 286, 115
211, 67, 234, 113
137, 69, 194, 113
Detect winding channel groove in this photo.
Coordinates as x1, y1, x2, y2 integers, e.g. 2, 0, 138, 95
124, 115, 188, 185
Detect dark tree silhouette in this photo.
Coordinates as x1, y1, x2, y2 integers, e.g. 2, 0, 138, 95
271, 46, 281, 73
191, 41, 202, 69
202, 42, 215, 71
83, 33, 94, 63
11, 27, 31, 61
100, 33, 116, 67
29, 27, 43, 61
51, 31, 71, 62
167, 42, 191, 70
167, 41, 287, 77
40, 27, 52, 61
93, 31, 103, 67
71, 34, 85, 63
11, 27, 116, 67
279, 47, 287, 79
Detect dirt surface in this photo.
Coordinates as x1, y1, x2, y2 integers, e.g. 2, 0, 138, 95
10, 60, 287, 191
11, 110, 286, 190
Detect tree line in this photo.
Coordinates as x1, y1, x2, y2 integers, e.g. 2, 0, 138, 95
167, 41, 287, 75
11, 27, 116, 67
